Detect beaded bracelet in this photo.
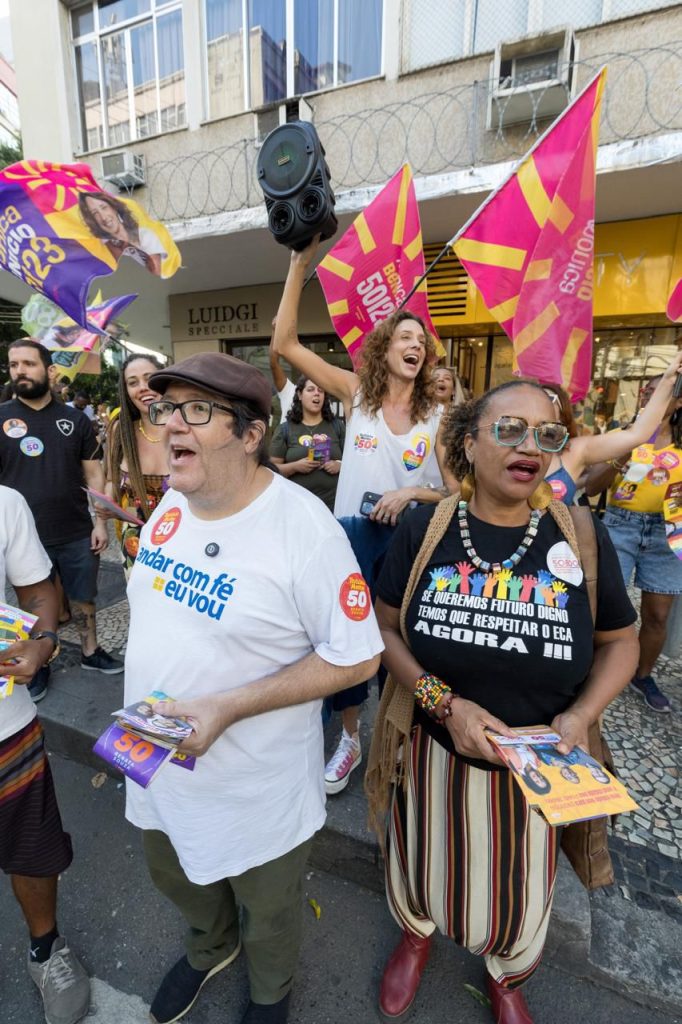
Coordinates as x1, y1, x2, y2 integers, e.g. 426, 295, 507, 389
414, 673, 455, 722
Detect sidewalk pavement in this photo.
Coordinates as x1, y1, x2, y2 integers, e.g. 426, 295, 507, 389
33, 554, 682, 1016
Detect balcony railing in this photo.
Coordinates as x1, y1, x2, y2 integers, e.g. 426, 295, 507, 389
144, 43, 682, 223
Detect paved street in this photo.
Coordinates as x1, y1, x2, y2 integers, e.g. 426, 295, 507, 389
1, 753, 679, 1024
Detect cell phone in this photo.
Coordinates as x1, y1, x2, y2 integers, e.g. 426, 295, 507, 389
359, 491, 382, 516
359, 491, 404, 525
673, 374, 682, 399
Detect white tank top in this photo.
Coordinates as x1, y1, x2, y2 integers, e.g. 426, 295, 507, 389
333, 392, 443, 518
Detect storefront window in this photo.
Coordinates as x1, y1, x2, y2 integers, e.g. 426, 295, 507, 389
71, 0, 185, 152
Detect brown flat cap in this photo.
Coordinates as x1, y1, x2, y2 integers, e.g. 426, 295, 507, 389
149, 352, 272, 419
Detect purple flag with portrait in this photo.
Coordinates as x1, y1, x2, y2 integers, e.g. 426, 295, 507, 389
0, 160, 180, 332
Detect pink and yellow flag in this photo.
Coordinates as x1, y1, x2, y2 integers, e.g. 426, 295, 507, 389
452, 69, 607, 401
316, 165, 444, 365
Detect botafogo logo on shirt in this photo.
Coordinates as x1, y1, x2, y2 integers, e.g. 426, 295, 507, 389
136, 544, 237, 621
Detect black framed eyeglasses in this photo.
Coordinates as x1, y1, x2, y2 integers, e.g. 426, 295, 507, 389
475, 416, 569, 453
148, 399, 236, 426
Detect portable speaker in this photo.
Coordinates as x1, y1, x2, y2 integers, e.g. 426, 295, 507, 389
257, 121, 337, 251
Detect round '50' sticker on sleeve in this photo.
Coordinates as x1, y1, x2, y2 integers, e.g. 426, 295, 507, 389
151, 507, 182, 545
339, 573, 371, 621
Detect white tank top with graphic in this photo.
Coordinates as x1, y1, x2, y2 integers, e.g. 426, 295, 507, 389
333, 392, 443, 518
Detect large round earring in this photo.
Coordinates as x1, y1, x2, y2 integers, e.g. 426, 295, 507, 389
460, 469, 475, 503
528, 480, 553, 510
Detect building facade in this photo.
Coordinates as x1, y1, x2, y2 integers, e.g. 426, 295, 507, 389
5, 0, 682, 419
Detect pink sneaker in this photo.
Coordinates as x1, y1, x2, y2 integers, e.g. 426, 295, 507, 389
324, 728, 361, 795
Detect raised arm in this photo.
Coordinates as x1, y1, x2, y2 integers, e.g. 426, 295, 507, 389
566, 351, 682, 474
273, 236, 359, 415
268, 318, 289, 393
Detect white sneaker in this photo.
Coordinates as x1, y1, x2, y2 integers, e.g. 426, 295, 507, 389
324, 728, 361, 795
28, 936, 90, 1024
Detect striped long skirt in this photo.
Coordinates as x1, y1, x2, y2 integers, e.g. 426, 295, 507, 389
385, 725, 559, 988
0, 719, 72, 876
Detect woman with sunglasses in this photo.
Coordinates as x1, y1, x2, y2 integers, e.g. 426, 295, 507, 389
367, 380, 637, 1024
541, 354, 682, 505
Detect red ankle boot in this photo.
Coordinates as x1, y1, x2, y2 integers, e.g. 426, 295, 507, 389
379, 930, 432, 1018
486, 975, 534, 1024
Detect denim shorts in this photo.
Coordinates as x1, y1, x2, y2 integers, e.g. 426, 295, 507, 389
45, 535, 99, 603
601, 506, 682, 595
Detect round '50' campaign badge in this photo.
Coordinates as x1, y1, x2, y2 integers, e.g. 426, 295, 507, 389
339, 573, 371, 621
20, 437, 44, 457
151, 507, 182, 545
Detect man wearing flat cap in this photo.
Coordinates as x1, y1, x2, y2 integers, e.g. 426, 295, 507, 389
123, 352, 382, 1024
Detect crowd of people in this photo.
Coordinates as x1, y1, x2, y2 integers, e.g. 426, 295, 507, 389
0, 239, 680, 1024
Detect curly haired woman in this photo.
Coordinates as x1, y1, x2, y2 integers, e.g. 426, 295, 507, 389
274, 236, 455, 796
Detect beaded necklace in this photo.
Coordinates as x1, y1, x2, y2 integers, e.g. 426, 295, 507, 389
457, 500, 541, 573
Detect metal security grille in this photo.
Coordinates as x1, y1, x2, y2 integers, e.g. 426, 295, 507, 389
402, 0, 682, 72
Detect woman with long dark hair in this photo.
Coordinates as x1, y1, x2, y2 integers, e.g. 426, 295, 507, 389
584, 374, 682, 712
105, 354, 169, 574
270, 376, 344, 512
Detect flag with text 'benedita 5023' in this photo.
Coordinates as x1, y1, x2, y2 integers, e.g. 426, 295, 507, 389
316, 164, 444, 365
0, 161, 180, 332
453, 69, 607, 402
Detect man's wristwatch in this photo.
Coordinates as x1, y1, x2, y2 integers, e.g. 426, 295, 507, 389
31, 630, 61, 664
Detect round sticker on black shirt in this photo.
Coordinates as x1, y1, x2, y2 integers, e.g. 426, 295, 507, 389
3, 418, 27, 439
546, 541, 583, 586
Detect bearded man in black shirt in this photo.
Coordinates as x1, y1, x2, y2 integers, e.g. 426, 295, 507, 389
0, 340, 123, 699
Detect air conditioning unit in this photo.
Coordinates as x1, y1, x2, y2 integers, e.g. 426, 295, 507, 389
487, 27, 576, 131
101, 151, 145, 190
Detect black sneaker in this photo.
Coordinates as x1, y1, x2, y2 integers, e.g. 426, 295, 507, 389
241, 993, 291, 1024
28, 665, 50, 703
150, 946, 241, 1024
80, 647, 124, 675
630, 675, 671, 713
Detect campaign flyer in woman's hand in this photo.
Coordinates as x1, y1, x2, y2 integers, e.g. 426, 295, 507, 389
486, 726, 638, 826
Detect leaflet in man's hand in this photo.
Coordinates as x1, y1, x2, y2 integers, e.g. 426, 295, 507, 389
94, 690, 196, 787
0, 601, 38, 699
93, 723, 175, 787
112, 690, 193, 747
83, 486, 144, 526
486, 725, 638, 826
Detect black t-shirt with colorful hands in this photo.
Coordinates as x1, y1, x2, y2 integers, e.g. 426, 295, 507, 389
376, 504, 636, 767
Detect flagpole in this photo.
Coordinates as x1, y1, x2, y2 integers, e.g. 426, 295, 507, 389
397, 65, 605, 312
398, 242, 451, 309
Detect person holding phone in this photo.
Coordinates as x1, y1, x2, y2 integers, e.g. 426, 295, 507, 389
274, 237, 455, 796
